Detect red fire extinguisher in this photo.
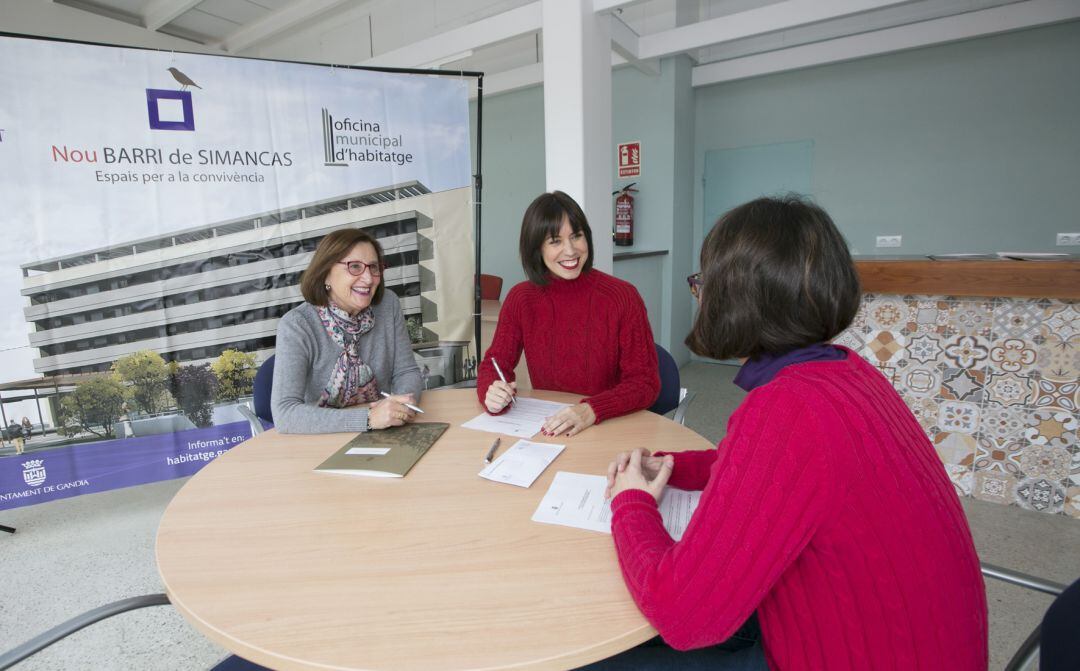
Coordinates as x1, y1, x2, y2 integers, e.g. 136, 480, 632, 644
613, 183, 637, 247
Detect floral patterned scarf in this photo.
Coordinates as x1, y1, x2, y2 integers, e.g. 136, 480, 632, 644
316, 302, 380, 408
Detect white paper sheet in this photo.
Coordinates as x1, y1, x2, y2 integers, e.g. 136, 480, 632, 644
461, 397, 572, 438
531, 472, 702, 540
345, 447, 391, 456
478, 440, 565, 488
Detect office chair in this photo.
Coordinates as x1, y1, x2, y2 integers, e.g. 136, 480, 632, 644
649, 344, 695, 425
0, 594, 170, 670
479, 273, 503, 301
980, 562, 1073, 671
236, 355, 275, 436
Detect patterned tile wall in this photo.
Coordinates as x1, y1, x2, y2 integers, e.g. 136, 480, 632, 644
835, 295, 1079, 519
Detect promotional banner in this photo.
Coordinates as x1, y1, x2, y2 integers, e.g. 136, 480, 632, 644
0, 35, 476, 509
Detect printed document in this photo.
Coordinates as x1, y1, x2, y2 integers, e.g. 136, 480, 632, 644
531, 472, 702, 540
461, 397, 571, 438
479, 440, 565, 488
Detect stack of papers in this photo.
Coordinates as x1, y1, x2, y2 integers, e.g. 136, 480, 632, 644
479, 440, 565, 488
461, 397, 572, 438
531, 472, 702, 540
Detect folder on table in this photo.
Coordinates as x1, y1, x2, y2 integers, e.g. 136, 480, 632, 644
314, 422, 449, 478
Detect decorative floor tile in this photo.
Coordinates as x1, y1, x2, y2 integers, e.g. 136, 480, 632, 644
946, 301, 995, 337
1017, 444, 1072, 481
1023, 409, 1078, 449
993, 300, 1045, 339
1036, 335, 1079, 382
907, 333, 944, 364
985, 372, 1034, 407
833, 328, 867, 352
942, 334, 991, 370
1031, 377, 1078, 413
867, 296, 907, 331
944, 464, 974, 497
898, 365, 941, 398
1015, 477, 1066, 513
904, 395, 940, 432
987, 338, 1038, 374
1065, 487, 1080, 519
864, 330, 905, 364
1042, 303, 1079, 341
934, 432, 976, 466
973, 436, 1022, 476
973, 471, 1016, 505
905, 299, 950, 335
940, 368, 984, 402
980, 402, 1027, 442
938, 400, 980, 434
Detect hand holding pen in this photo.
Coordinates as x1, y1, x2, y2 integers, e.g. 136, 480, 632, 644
380, 391, 424, 414
484, 358, 517, 413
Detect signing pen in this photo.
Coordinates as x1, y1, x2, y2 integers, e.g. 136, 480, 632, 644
380, 391, 425, 414
491, 358, 516, 406
484, 437, 501, 464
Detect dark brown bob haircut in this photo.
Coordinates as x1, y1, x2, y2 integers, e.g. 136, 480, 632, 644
686, 195, 860, 360
518, 191, 595, 285
300, 228, 387, 307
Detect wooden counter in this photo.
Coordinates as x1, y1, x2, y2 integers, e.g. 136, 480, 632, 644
855, 258, 1080, 299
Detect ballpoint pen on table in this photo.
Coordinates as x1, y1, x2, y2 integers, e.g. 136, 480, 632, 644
490, 358, 516, 406
380, 391, 425, 414
484, 437, 501, 464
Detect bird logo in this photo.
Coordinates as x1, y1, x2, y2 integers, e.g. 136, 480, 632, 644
167, 67, 202, 91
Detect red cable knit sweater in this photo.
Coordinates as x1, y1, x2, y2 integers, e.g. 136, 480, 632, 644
477, 270, 659, 423
611, 350, 988, 670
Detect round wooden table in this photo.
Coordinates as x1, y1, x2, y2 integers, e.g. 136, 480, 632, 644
156, 389, 713, 671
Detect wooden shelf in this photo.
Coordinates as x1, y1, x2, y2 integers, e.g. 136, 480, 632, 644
855, 259, 1080, 300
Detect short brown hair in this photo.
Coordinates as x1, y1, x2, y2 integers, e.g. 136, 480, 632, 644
518, 191, 594, 285
686, 195, 860, 360
300, 228, 387, 306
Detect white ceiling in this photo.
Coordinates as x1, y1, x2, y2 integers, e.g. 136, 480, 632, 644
42, 0, 1080, 90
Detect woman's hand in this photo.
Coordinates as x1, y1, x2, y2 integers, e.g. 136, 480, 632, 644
484, 380, 517, 413
606, 448, 674, 501
368, 394, 416, 430
541, 402, 596, 437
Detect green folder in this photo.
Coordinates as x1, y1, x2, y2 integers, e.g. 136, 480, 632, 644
314, 422, 449, 478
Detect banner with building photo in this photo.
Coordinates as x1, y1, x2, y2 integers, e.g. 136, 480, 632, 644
0, 34, 476, 510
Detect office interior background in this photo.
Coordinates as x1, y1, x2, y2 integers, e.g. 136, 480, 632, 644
1, 0, 1078, 669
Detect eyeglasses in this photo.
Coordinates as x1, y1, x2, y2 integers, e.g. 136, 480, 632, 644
337, 260, 386, 277
686, 272, 703, 298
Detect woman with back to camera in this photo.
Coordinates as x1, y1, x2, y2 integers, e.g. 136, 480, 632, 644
478, 191, 659, 437
271, 228, 422, 434
593, 196, 987, 670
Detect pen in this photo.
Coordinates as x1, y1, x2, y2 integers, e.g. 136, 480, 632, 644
491, 358, 516, 406
380, 391, 425, 414
484, 437, 501, 464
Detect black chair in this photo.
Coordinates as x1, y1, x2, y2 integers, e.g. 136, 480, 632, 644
980, 562, 1073, 670
236, 355, 275, 436
649, 344, 695, 425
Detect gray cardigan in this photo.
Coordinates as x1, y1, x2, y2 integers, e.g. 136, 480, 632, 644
271, 294, 423, 434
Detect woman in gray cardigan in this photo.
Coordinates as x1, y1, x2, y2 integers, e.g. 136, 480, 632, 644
271, 228, 423, 434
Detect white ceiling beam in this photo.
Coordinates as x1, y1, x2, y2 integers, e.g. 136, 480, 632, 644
362, 2, 542, 68
143, 0, 201, 31
475, 62, 544, 98
609, 12, 660, 75
593, 0, 650, 12
219, 0, 353, 53
691, 0, 1080, 87
639, 0, 915, 60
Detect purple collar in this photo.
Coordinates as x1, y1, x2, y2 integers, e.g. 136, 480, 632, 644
733, 343, 847, 392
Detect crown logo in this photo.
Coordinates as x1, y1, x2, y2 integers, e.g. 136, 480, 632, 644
22, 459, 43, 469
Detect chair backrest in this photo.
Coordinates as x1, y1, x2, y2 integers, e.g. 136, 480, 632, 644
253, 355, 275, 424
649, 344, 680, 416
1041, 576, 1080, 671
479, 274, 503, 301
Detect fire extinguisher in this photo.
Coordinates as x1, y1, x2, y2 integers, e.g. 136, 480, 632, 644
613, 183, 637, 247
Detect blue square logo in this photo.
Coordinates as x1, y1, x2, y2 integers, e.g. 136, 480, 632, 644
146, 89, 195, 131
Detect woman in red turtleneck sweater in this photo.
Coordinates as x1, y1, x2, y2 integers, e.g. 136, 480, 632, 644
477, 191, 659, 437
